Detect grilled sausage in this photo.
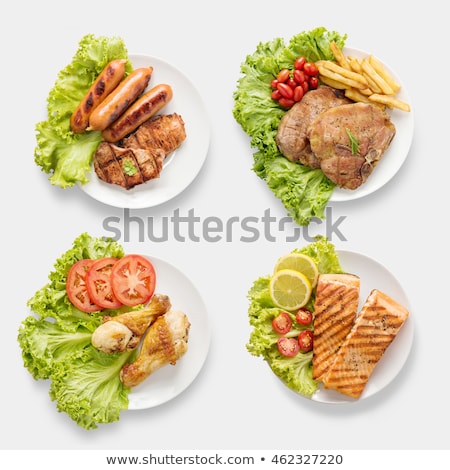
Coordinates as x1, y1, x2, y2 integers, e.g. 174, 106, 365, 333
70, 59, 127, 134
88, 66, 153, 131
101, 83, 173, 142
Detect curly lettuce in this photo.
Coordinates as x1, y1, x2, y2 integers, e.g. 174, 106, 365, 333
18, 233, 136, 430
233, 27, 347, 226
35, 34, 132, 188
246, 237, 343, 398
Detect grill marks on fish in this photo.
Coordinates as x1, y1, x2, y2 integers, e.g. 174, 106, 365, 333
318, 288, 409, 399
312, 273, 360, 381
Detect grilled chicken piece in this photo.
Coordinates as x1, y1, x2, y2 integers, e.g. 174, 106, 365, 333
120, 309, 190, 388
91, 294, 171, 354
322, 289, 409, 399
309, 102, 396, 189
312, 273, 360, 381
93, 113, 186, 190
276, 86, 351, 167
121, 113, 186, 155
93, 142, 164, 190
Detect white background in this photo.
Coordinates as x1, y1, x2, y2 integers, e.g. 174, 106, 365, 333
2, 0, 449, 452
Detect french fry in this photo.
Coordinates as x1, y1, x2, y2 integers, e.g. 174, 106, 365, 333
317, 61, 368, 90
318, 74, 348, 90
330, 41, 351, 70
360, 58, 394, 95
368, 93, 411, 112
345, 88, 386, 110
368, 55, 401, 93
347, 56, 363, 74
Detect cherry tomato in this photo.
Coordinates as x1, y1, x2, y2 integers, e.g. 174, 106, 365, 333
272, 312, 293, 335
278, 97, 295, 108
293, 85, 304, 102
298, 330, 313, 352
66, 259, 101, 313
303, 62, 319, 76
293, 69, 306, 84
277, 68, 291, 83
295, 308, 313, 325
294, 56, 306, 70
270, 79, 279, 89
86, 257, 122, 309
277, 82, 294, 99
301, 81, 309, 93
277, 337, 299, 357
111, 254, 156, 307
287, 78, 297, 89
309, 76, 319, 89
271, 89, 282, 100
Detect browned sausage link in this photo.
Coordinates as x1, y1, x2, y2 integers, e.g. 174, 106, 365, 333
101, 84, 173, 142
88, 67, 153, 132
70, 59, 127, 134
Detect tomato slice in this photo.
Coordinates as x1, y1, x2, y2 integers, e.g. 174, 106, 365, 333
277, 337, 299, 357
86, 257, 123, 309
66, 259, 101, 313
110, 254, 156, 306
272, 312, 292, 335
298, 330, 313, 352
295, 308, 313, 325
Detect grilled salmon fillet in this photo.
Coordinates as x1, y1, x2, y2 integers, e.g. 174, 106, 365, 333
322, 289, 409, 399
312, 273, 360, 381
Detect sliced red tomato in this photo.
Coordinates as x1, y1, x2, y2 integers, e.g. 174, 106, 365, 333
277, 337, 299, 357
86, 257, 122, 309
66, 259, 101, 313
295, 308, 313, 325
298, 330, 313, 352
110, 254, 156, 306
272, 312, 292, 335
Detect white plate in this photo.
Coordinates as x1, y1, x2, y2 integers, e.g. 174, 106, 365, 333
127, 255, 210, 410
311, 250, 414, 403
80, 54, 210, 209
330, 48, 414, 202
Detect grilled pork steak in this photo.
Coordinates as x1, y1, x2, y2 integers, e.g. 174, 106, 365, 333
276, 86, 351, 168
309, 102, 396, 189
93, 113, 186, 190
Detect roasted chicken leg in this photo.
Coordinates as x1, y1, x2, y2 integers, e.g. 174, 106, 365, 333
120, 309, 190, 388
91, 294, 171, 353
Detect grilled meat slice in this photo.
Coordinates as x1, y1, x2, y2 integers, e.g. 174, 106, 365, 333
94, 142, 164, 190
120, 309, 190, 388
309, 102, 396, 189
322, 289, 409, 399
312, 273, 360, 381
276, 86, 351, 167
121, 113, 186, 155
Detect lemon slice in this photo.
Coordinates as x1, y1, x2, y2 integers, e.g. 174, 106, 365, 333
274, 252, 319, 288
269, 269, 312, 311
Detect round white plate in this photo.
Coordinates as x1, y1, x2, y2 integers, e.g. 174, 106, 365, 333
330, 48, 414, 202
80, 54, 210, 209
311, 250, 414, 403
127, 255, 210, 410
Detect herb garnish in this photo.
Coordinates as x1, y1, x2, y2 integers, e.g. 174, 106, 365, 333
345, 128, 360, 155
123, 160, 138, 176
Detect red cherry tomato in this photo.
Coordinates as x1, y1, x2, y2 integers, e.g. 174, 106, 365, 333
66, 259, 101, 313
271, 89, 282, 100
294, 56, 306, 70
277, 68, 291, 83
303, 62, 319, 76
309, 76, 319, 89
293, 85, 304, 102
272, 312, 293, 335
298, 330, 314, 352
270, 79, 279, 89
86, 257, 122, 309
295, 308, 313, 325
293, 69, 306, 84
277, 337, 299, 357
278, 97, 295, 108
110, 254, 156, 307
277, 82, 294, 99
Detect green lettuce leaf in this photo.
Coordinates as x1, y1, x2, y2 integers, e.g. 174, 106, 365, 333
233, 27, 347, 226
18, 233, 136, 430
34, 34, 132, 188
246, 237, 343, 398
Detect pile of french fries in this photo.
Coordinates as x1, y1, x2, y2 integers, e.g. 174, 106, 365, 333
316, 42, 410, 112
